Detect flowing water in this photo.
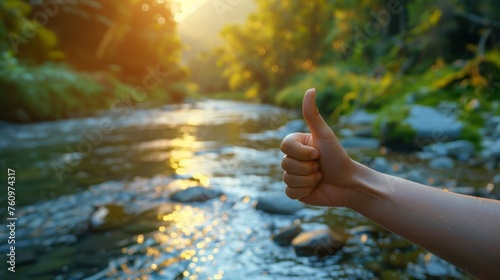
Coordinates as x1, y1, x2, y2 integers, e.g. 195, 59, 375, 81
0, 100, 485, 279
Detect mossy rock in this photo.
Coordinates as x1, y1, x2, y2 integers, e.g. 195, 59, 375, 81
375, 104, 476, 151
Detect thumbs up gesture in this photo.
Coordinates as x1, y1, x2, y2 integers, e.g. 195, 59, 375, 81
280, 88, 357, 207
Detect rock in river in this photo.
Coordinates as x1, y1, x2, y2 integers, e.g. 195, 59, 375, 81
405, 105, 462, 141
340, 137, 380, 149
424, 140, 476, 160
272, 225, 303, 246
89, 204, 135, 232
255, 194, 304, 215
428, 156, 455, 170
291, 228, 348, 257
170, 186, 223, 202
380, 105, 463, 150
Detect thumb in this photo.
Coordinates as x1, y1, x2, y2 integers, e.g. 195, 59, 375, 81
302, 88, 336, 140
301, 88, 352, 187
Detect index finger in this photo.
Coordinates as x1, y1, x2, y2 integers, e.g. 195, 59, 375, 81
280, 133, 319, 161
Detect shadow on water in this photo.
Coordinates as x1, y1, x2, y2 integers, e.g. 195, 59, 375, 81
0, 100, 480, 279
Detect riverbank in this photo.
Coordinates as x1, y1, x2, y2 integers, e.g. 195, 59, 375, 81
0, 57, 190, 123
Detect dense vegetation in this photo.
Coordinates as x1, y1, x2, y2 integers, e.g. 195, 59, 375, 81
183, 0, 500, 147
0, 0, 187, 122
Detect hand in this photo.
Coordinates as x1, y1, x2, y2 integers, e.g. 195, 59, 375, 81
280, 88, 356, 207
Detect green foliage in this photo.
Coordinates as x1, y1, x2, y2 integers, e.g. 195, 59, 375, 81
219, 0, 334, 101
0, 0, 189, 122
218, 0, 500, 97
373, 103, 416, 145
187, 49, 230, 94
460, 123, 482, 149
275, 65, 397, 120
0, 55, 134, 122
0, 0, 61, 62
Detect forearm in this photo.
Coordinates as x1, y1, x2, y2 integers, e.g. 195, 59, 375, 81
347, 162, 500, 279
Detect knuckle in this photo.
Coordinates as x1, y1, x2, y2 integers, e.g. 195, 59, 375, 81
285, 187, 300, 199
280, 157, 289, 170
280, 139, 291, 153
283, 172, 293, 185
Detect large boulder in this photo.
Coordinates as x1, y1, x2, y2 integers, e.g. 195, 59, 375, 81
406, 105, 462, 141
379, 105, 466, 150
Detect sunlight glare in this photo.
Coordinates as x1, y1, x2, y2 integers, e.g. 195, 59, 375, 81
172, 0, 210, 22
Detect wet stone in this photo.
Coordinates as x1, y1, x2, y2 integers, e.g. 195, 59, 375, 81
383, 250, 420, 269
406, 105, 463, 141
424, 140, 476, 160
349, 225, 386, 237
255, 194, 304, 215
425, 261, 448, 277
370, 157, 390, 173
89, 204, 136, 232
341, 110, 376, 126
170, 186, 223, 202
277, 120, 307, 136
291, 229, 348, 257
351, 127, 375, 138
404, 170, 428, 185
340, 137, 380, 149
272, 225, 303, 246
447, 186, 476, 196
428, 157, 454, 170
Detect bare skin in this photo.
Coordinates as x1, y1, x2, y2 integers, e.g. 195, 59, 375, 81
280, 88, 500, 279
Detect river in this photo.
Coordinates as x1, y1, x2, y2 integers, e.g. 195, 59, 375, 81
0, 100, 475, 279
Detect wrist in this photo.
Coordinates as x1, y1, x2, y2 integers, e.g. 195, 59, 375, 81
344, 161, 392, 211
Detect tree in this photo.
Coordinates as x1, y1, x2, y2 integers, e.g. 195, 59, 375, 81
219, 0, 334, 101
